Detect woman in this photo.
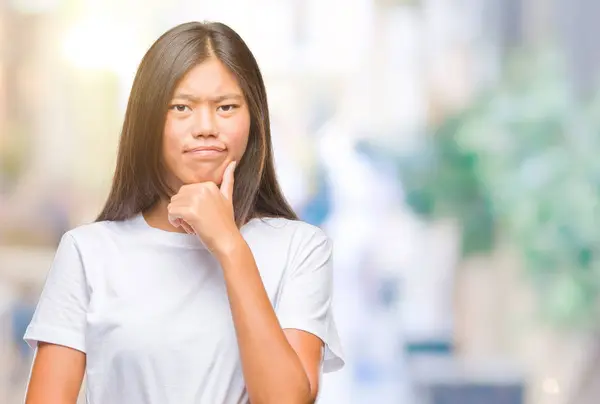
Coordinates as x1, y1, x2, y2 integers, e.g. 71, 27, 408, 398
24, 21, 344, 404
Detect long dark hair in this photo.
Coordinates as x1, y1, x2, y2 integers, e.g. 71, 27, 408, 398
96, 21, 297, 226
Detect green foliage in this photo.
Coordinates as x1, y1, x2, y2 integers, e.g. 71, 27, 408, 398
400, 113, 496, 256
398, 51, 600, 328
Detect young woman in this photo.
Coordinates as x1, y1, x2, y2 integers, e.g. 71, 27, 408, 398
23, 21, 344, 404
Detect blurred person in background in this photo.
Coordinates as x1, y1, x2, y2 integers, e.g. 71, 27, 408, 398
22, 21, 344, 404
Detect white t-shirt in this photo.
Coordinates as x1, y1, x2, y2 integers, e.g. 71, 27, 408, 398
24, 213, 344, 404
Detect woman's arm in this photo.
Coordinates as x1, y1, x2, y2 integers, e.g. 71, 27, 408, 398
167, 164, 324, 403
218, 240, 323, 404
25, 343, 85, 404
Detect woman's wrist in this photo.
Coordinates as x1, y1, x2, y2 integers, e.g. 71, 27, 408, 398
213, 232, 249, 264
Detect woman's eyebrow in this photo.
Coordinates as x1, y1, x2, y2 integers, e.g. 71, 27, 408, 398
171, 92, 244, 103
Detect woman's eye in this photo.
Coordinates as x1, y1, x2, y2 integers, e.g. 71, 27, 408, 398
171, 104, 189, 112
218, 104, 238, 113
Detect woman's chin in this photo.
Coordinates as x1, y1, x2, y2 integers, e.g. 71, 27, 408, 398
183, 173, 221, 185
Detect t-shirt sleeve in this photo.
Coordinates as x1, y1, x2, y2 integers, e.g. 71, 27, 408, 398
23, 232, 89, 353
276, 227, 345, 373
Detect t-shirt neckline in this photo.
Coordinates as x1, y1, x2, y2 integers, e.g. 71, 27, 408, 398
129, 212, 260, 249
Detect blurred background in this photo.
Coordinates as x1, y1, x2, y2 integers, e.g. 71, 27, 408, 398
1, 0, 599, 403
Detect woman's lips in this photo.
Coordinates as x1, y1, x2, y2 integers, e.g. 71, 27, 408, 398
185, 146, 226, 158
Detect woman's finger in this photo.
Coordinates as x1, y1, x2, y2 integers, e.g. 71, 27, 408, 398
180, 220, 195, 234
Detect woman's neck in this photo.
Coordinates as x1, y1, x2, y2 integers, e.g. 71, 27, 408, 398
143, 199, 187, 234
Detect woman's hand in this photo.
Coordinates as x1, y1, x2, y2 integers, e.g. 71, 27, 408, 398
167, 161, 242, 256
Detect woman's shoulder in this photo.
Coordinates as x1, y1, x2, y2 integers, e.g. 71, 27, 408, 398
251, 216, 327, 236
247, 217, 331, 250
61, 216, 136, 247
248, 217, 333, 272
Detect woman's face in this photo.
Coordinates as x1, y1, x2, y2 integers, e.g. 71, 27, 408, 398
162, 57, 251, 189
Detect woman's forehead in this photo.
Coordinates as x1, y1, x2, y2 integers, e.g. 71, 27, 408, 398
173, 59, 242, 100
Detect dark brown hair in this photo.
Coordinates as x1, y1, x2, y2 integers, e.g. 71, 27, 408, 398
96, 21, 297, 225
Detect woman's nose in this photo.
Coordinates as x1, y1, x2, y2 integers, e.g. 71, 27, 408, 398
192, 106, 217, 137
